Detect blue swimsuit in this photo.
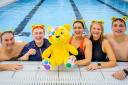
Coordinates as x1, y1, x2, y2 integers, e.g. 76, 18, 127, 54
19, 39, 50, 61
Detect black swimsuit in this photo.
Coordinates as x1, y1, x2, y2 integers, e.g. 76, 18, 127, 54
76, 48, 85, 60
91, 38, 108, 61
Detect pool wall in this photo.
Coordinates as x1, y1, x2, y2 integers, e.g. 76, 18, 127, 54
0, 0, 16, 7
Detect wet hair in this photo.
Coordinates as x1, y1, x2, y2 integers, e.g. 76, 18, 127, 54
112, 18, 126, 27
73, 20, 85, 29
90, 21, 104, 43
0, 31, 14, 43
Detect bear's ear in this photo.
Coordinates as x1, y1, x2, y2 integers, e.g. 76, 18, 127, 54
122, 16, 128, 22
32, 25, 35, 28
64, 24, 70, 31
48, 26, 52, 32
112, 16, 116, 21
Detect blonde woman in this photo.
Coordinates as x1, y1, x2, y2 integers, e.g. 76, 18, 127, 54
86, 20, 116, 71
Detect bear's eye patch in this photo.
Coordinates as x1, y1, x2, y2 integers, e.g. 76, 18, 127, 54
61, 32, 64, 35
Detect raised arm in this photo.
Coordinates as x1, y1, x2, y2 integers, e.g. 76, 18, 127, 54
18, 48, 36, 61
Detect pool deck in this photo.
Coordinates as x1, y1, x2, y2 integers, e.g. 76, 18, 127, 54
0, 61, 128, 85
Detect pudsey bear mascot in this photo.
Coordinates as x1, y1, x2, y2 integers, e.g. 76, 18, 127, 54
42, 24, 78, 70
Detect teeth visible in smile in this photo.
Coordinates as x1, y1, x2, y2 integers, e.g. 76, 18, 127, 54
94, 32, 99, 35
37, 37, 41, 40
75, 32, 80, 34
7, 44, 12, 47
116, 30, 122, 33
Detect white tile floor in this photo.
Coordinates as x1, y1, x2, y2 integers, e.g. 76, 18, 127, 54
0, 61, 128, 85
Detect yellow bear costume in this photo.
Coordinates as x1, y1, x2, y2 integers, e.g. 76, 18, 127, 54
42, 24, 78, 70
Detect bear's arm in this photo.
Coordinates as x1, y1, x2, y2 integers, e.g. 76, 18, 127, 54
67, 44, 78, 55
42, 46, 52, 59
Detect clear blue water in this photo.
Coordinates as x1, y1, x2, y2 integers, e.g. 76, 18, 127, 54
0, 0, 128, 42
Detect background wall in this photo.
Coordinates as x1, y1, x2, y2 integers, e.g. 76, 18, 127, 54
0, 0, 16, 7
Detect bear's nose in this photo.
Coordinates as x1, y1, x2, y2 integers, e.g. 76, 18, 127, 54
56, 36, 60, 38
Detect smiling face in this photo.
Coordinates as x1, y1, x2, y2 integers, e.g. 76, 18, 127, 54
112, 20, 126, 36
90, 22, 103, 40
1, 32, 15, 50
32, 28, 45, 44
73, 22, 84, 37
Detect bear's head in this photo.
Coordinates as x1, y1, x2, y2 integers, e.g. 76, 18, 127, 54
48, 24, 71, 45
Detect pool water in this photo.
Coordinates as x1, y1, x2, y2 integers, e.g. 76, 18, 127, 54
0, 0, 128, 42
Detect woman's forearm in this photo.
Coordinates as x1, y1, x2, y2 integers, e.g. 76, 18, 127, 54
76, 59, 91, 66
0, 64, 8, 71
100, 60, 116, 68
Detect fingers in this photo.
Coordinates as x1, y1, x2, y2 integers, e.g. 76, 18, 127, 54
7, 64, 23, 71
28, 49, 36, 55
86, 67, 96, 71
18, 58, 22, 60
86, 64, 98, 71
112, 71, 126, 80
15, 64, 23, 70
74, 61, 78, 65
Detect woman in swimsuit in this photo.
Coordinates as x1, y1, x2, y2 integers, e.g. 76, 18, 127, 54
18, 25, 50, 61
86, 20, 116, 71
70, 20, 92, 66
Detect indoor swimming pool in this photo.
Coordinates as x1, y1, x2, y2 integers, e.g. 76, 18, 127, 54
0, 0, 128, 42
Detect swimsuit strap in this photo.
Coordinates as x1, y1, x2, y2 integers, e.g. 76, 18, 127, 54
69, 36, 85, 52
79, 37, 85, 51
